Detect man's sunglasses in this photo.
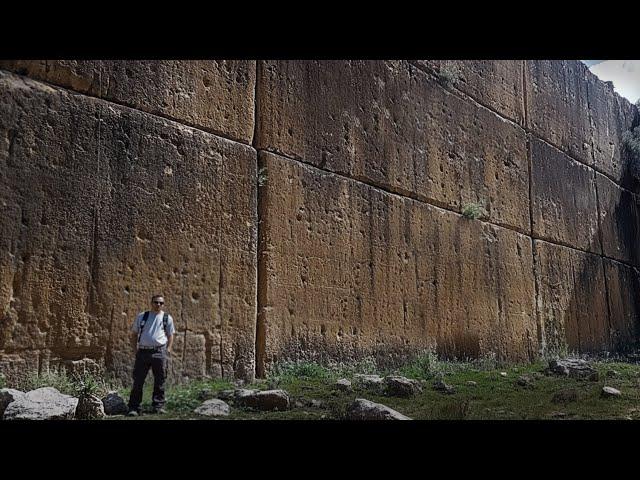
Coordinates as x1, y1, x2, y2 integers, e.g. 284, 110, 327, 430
153, 301, 164, 305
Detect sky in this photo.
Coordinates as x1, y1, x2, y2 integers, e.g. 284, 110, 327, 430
581, 60, 640, 103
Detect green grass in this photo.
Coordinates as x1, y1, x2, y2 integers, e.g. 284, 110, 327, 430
461, 202, 487, 220
10, 357, 640, 420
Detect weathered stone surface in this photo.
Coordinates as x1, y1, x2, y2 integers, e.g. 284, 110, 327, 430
194, 398, 230, 417
354, 374, 385, 390
257, 60, 530, 233
596, 173, 640, 266
0, 60, 256, 144
60, 358, 103, 377
586, 69, 639, 185
335, 378, 352, 392
603, 259, 640, 351
0, 70, 257, 383
346, 398, 411, 420
3, 387, 78, 420
530, 138, 600, 253
101, 391, 127, 415
535, 241, 609, 354
75, 393, 105, 419
602, 386, 621, 397
258, 152, 538, 373
547, 359, 599, 381
384, 375, 422, 397
0, 388, 24, 417
234, 389, 290, 411
413, 60, 526, 124
525, 60, 593, 166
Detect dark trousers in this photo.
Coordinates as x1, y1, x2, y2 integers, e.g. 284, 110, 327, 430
128, 346, 168, 411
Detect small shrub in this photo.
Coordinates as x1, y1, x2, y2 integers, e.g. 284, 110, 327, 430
461, 202, 487, 220
257, 167, 268, 187
18, 370, 77, 396
398, 349, 441, 380
437, 63, 461, 89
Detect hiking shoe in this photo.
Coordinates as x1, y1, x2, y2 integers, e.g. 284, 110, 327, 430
126, 410, 139, 417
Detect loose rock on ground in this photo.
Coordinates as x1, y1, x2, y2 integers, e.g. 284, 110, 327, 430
194, 399, 231, 417
3, 387, 78, 420
346, 398, 411, 420
101, 391, 127, 415
384, 375, 423, 397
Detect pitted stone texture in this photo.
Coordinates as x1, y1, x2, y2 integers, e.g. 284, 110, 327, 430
413, 60, 525, 124
603, 259, 640, 352
194, 399, 230, 417
535, 240, 609, 354
3, 387, 78, 420
0, 388, 24, 417
101, 391, 127, 415
530, 138, 600, 253
346, 398, 411, 420
0, 352, 39, 386
75, 393, 105, 420
0, 70, 256, 383
526, 60, 593, 166
258, 152, 538, 372
596, 173, 640, 266
257, 60, 530, 233
586, 69, 639, 186
0, 60, 256, 144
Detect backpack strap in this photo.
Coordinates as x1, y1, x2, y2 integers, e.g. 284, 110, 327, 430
163, 312, 170, 337
138, 311, 150, 346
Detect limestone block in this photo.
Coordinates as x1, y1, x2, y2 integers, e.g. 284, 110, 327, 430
0, 60, 256, 144
603, 259, 640, 351
535, 240, 609, 354
0, 70, 256, 382
596, 173, 640, 266
258, 152, 538, 372
413, 60, 526, 124
256, 60, 530, 233
530, 138, 600, 252
525, 60, 593, 166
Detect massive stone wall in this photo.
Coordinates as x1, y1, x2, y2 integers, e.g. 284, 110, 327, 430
0, 60, 638, 383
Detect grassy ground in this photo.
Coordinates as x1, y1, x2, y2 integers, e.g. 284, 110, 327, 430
106, 355, 640, 420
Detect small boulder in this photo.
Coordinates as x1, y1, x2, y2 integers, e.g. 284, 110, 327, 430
346, 398, 411, 420
354, 374, 385, 390
602, 386, 621, 398
194, 399, 230, 417
499, 372, 508, 377
466, 381, 477, 387
3, 387, 78, 420
384, 375, 423, 397
101, 391, 128, 415
235, 389, 290, 411
0, 388, 25, 418
216, 390, 236, 401
432, 380, 455, 395
547, 359, 599, 381
76, 394, 105, 420
335, 378, 352, 392
516, 375, 534, 388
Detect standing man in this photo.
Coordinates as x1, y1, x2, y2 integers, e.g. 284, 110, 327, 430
127, 294, 176, 416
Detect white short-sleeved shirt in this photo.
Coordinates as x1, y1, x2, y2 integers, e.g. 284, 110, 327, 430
131, 311, 176, 347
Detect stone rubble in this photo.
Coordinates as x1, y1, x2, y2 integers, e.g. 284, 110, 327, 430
3, 387, 78, 420
346, 398, 411, 420
194, 399, 231, 417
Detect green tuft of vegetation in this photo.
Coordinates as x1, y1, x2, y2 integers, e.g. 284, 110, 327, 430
12, 369, 121, 398
437, 64, 461, 89
257, 167, 268, 187
461, 202, 487, 220
270, 360, 333, 380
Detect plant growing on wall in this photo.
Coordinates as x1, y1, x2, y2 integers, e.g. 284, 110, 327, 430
461, 202, 487, 220
257, 167, 268, 187
437, 63, 461, 89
